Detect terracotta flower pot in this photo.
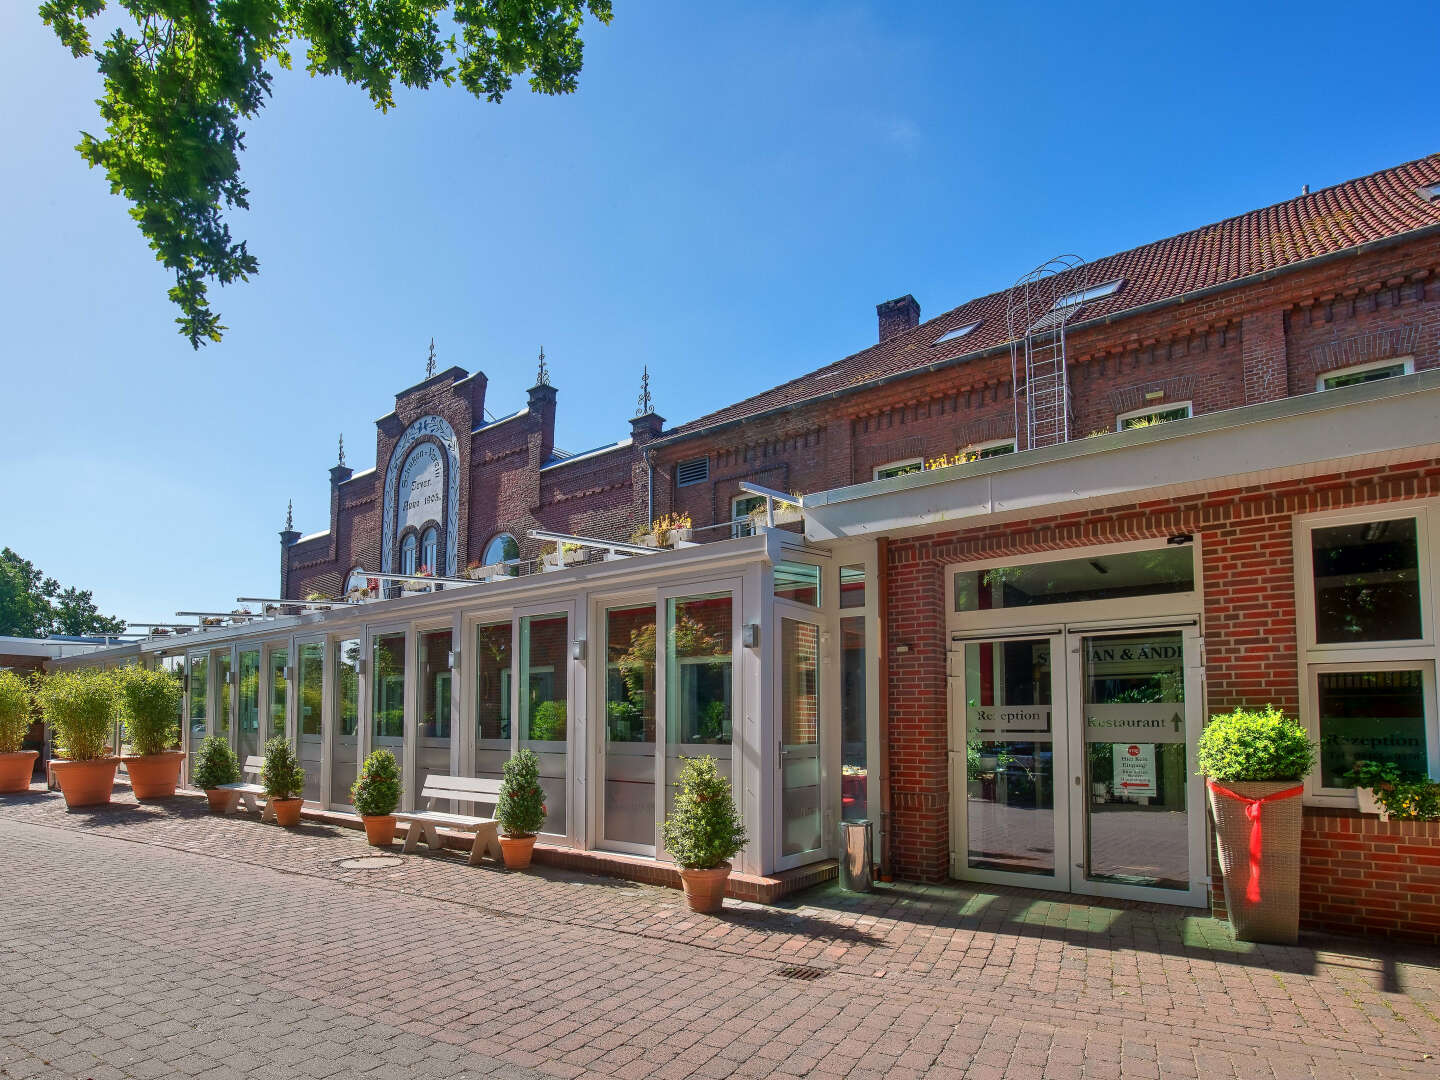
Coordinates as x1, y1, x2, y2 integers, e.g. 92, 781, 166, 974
1207, 779, 1304, 944
270, 798, 303, 827
205, 789, 232, 813
362, 814, 397, 846
679, 863, 732, 914
121, 751, 184, 800
0, 750, 38, 794
500, 834, 536, 869
49, 758, 119, 809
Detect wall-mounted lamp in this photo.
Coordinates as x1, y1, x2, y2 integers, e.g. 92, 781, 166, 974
1167, 533, 1194, 546
895, 642, 911, 654
356, 658, 367, 677
285, 665, 296, 683
224, 670, 235, 685
447, 649, 459, 670
741, 623, 761, 648
571, 640, 586, 661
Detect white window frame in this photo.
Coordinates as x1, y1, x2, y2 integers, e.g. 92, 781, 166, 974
1294, 498, 1440, 806
731, 493, 765, 538
962, 437, 1017, 460
1115, 401, 1193, 431
873, 458, 923, 481
1315, 355, 1414, 392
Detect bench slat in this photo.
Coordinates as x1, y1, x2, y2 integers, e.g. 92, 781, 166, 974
422, 775, 501, 796
216, 782, 265, 794
395, 810, 497, 828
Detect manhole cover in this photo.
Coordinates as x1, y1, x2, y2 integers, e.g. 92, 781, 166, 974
336, 855, 404, 870
772, 965, 827, 981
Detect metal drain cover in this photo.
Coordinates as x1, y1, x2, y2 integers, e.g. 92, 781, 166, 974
773, 965, 827, 981
336, 855, 404, 870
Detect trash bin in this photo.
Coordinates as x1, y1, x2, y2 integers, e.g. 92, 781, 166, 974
838, 819, 874, 892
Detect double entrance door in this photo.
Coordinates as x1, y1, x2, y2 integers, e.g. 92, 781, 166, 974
948, 622, 1207, 906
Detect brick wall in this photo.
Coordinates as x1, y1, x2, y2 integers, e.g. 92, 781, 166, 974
883, 456, 1440, 883
1299, 811, 1440, 944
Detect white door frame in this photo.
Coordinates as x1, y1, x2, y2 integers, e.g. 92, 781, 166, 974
773, 599, 829, 871
947, 627, 1070, 891
291, 632, 328, 807
363, 619, 412, 812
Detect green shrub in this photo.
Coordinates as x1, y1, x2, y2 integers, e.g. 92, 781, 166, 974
351, 748, 401, 817
529, 700, 566, 741
193, 735, 240, 790
260, 735, 305, 800
496, 748, 546, 837
117, 667, 181, 756
35, 668, 116, 762
661, 755, 747, 870
0, 671, 31, 754
1197, 705, 1315, 782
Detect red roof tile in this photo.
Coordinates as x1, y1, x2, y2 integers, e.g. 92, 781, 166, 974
664, 154, 1440, 440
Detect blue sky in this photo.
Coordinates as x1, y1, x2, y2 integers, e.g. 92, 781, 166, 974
0, 0, 1435, 628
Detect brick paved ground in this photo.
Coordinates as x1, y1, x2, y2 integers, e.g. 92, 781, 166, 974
3, 785, 1440, 1079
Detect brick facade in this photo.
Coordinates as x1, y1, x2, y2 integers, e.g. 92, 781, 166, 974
882, 456, 1440, 937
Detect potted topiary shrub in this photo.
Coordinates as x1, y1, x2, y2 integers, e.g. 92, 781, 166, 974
495, 748, 546, 868
116, 667, 185, 799
1198, 705, 1316, 944
660, 755, 748, 913
36, 668, 119, 808
351, 748, 401, 846
0, 670, 36, 794
260, 735, 306, 826
193, 734, 241, 811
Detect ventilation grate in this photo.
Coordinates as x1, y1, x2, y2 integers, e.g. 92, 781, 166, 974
676, 456, 710, 487
772, 965, 827, 981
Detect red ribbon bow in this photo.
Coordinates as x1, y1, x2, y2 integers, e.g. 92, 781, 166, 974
1207, 780, 1303, 904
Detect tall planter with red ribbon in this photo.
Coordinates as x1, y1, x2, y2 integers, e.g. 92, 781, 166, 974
1198, 706, 1316, 944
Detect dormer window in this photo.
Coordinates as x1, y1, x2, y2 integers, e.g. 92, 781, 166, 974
933, 321, 981, 345
1052, 278, 1124, 310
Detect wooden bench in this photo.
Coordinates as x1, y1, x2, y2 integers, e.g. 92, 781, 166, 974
215, 756, 277, 823
394, 775, 503, 865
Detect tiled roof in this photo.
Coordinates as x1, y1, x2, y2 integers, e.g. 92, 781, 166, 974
664, 153, 1440, 440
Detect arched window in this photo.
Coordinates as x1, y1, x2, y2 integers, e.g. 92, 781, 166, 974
401, 533, 418, 576
483, 533, 519, 566
421, 527, 438, 574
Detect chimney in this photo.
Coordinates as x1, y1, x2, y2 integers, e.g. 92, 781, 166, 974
877, 295, 920, 343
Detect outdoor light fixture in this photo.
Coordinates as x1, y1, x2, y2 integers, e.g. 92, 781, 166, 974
285, 665, 296, 683
571, 640, 586, 661
447, 649, 458, 670
1167, 533, 1194, 546
356, 659, 367, 677
742, 623, 760, 648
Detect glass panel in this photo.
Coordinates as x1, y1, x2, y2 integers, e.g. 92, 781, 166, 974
774, 562, 821, 607
876, 461, 921, 480
331, 639, 361, 806
296, 642, 325, 803
215, 652, 232, 742
1081, 631, 1188, 890
237, 650, 261, 765
268, 649, 288, 743
372, 633, 407, 801
603, 604, 657, 849
1311, 518, 1422, 643
474, 621, 512, 785
187, 655, 207, 785
840, 616, 867, 823
839, 565, 866, 609
780, 618, 822, 857
731, 495, 764, 537
963, 638, 1054, 876
955, 547, 1194, 612
1317, 668, 1428, 786
417, 629, 452, 798
520, 613, 568, 836
1121, 405, 1189, 429
665, 594, 733, 818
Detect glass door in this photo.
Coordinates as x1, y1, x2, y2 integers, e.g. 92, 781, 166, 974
1066, 626, 1206, 905
330, 638, 361, 808
236, 648, 261, 766
416, 628, 453, 799
776, 610, 825, 869
371, 629, 409, 808
600, 601, 658, 855
295, 638, 326, 804
949, 634, 1066, 888
186, 654, 208, 787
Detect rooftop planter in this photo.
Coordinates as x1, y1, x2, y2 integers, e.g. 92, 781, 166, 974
540, 542, 585, 572
632, 514, 692, 549
1199, 705, 1315, 944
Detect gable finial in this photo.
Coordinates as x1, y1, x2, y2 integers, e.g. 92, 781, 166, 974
536, 345, 550, 386
338, 433, 345, 467
635, 365, 653, 417
286, 499, 293, 531
426, 337, 436, 379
